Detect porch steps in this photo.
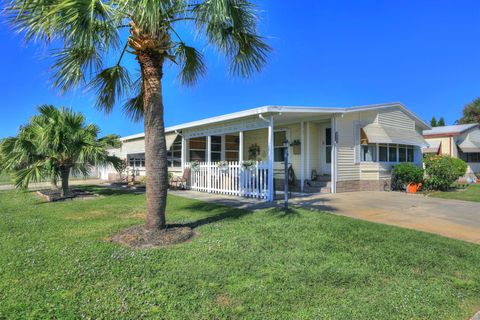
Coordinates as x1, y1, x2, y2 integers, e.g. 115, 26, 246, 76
304, 177, 331, 194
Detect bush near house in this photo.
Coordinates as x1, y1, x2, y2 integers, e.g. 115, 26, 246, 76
424, 155, 467, 191
391, 163, 424, 190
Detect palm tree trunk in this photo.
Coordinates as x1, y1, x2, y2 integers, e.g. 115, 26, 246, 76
60, 166, 70, 197
137, 50, 168, 231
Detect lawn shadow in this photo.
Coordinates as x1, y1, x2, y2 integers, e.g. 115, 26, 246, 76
169, 201, 253, 229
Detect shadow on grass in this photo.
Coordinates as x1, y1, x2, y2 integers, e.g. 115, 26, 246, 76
170, 201, 253, 229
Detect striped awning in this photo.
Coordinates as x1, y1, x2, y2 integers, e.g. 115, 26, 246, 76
458, 139, 480, 153
423, 140, 441, 153
362, 124, 429, 147
165, 133, 179, 150
457, 129, 480, 153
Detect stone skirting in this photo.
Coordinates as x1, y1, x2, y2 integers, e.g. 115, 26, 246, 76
336, 179, 391, 193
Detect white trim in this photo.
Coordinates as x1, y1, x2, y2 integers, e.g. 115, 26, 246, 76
239, 131, 244, 162
268, 116, 274, 201
300, 121, 305, 192
331, 117, 338, 193
206, 136, 212, 162
181, 136, 186, 170
306, 122, 311, 179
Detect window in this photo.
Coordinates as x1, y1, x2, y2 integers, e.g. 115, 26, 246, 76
389, 145, 397, 162
274, 131, 287, 162
127, 153, 145, 168
189, 137, 206, 162
361, 144, 377, 162
225, 135, 239, 161
379, 145, 388, 162
460, 151, 480, 163
406, 146, 414, 162
211, 136, 222, 162
167, 136, 182, 168
398, 145, 407, 162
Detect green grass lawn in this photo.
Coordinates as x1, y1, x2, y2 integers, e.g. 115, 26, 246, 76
1, 187, 479, 319
429, 184, 480, 202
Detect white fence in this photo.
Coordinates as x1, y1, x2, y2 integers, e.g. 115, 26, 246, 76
185, 161, 270, 200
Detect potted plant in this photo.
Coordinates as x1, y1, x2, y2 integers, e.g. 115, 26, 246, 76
241, 160, 256, 171
190, 160, 200, 172
290, 139, 301, 155
217, 161, 229, 172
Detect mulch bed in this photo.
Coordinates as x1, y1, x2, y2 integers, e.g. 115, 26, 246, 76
109, 225, 195, 249
36, 188, 98, 202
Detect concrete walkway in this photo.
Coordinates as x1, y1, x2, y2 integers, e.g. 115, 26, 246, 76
170, 190, 480, 244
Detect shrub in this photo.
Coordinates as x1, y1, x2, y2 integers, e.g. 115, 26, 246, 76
423, 155, 467, 191
391, 163, 424, 190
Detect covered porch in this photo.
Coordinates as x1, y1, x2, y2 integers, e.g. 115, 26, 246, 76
174, 110, 338, 201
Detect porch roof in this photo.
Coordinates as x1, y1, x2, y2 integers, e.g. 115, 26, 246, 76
119, 102, 429, 142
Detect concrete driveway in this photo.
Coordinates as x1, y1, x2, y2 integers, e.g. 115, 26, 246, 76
290, 191, 480, 244
171, 190, 480, 244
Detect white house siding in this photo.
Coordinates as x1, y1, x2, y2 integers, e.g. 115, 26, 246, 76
360, 162, 380, 180
242, 128, 268, 161
336, 108, 423, 192
376, 107, 415, 130
336, 112, 361, 182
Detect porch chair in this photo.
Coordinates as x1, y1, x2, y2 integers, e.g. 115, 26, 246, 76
170, 168, 190, 190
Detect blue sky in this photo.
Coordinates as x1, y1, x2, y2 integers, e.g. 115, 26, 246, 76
1, 0, 480, 138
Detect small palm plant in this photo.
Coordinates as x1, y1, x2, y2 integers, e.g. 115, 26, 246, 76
5, 0, 270, 231
0, 105, 122, 197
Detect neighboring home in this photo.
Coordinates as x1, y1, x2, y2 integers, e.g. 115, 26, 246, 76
101, 102, 429, 201
423, 124, 480, 180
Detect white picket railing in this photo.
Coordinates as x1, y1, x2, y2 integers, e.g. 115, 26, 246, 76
185, 161, 270, 200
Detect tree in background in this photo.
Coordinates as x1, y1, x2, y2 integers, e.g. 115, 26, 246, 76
0, 105, 122, 197
430, 116, 446, 127
5, 0, 270, 231
458, 98, 480, 124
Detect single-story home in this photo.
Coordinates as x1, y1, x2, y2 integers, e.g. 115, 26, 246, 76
101, 102, 430, 201
423, 123, 480, 180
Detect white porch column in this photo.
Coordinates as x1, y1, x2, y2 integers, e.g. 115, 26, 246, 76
330, 117, 337, 193
206, 136, 212, 162
207, 136, 212, 193
268, 117, 274, 201
181, 135, 186, 170
306, 121, 311, 180
239, 131, 244, 162
300, 121, 305, 192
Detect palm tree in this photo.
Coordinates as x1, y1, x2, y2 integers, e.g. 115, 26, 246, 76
5, 0, 270, 230
458, 97, 480, 124
0, 105, 122, 197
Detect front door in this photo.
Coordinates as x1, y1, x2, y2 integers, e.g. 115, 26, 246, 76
319, 125, 332, 175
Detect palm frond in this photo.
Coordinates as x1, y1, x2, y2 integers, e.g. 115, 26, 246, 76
13, 161, 46, 190
51, 46, 102, 92
175, 42, 207, 85
89, 65, 132, 113
122, 77, 144, 122
99, 134, 122, 149
192, 0, 271, 77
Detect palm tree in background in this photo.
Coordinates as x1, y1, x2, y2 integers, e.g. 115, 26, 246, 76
458, 98, 480, 124
0, 105, 122, 197
5, 0, 270, 231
